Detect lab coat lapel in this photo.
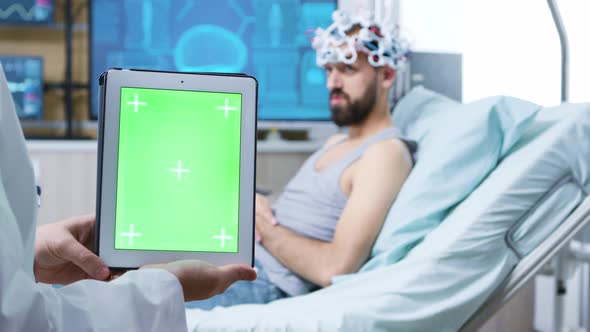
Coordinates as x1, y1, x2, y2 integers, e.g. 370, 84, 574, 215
0, 64, 38, 273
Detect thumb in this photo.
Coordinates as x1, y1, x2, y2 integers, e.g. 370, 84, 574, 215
59, 238, 110, 280
218, 264, 257, 284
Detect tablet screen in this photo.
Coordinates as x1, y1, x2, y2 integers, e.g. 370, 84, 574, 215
114, 87, 241, 253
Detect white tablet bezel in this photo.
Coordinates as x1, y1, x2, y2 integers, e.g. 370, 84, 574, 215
96, 69, 256, 268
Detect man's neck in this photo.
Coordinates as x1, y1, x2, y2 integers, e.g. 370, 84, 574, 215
347, 104, 393, 141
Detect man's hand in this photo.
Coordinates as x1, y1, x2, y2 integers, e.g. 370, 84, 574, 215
254, 194, 276, 243
142, 260, 256, 302
34, 214, 110, 285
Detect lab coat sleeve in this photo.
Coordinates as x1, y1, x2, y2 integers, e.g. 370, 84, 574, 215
0, 184, 188, 332
2, 270, 188, 332
0, 181, 187, 331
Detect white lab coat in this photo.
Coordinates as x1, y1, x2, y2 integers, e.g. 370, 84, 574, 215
0, 66, 188, 331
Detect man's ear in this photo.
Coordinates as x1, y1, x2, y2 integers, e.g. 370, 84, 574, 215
381, 66, 396, 89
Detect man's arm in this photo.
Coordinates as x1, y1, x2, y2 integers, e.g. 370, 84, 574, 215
256, 139, 412, 287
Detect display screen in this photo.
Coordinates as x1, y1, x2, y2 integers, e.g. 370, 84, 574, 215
0, 0, 53, 25
90, 0, 335, 121
0, 55, 43, 118
115, 87, 241, 253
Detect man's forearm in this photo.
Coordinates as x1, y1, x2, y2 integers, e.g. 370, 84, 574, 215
261, 225, 339, 287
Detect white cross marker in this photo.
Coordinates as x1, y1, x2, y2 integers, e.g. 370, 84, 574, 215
216, 98, 238, 119
213, 227, 233, 248
120, 224, 142, 245
168, 160, 190, 182
127, 93, 147, 113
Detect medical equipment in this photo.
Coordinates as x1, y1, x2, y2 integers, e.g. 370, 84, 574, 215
310, 9, 409, 69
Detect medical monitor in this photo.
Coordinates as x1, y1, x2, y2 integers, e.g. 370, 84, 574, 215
0, 55, 43, 119
0, 0, 54, 25
89, 0, 336, 125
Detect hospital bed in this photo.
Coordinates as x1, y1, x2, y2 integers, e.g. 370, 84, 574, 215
185, 1, 589, 330
184, 90, 590, 332
461, 197, 590, 332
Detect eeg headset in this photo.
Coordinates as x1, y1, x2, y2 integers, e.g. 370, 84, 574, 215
310, 9, 410, 69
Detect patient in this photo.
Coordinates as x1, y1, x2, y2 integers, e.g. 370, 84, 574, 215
187, 10, 413, 310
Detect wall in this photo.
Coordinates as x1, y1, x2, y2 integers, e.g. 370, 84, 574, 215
462, 0, 561, 106
398, 0, 575, 107
398, 0, 463, 53
338, 0, 400, 26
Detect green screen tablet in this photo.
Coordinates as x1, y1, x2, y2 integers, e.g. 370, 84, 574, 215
96, 69, 256, 268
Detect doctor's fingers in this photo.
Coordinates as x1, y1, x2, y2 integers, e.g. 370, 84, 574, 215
63, 214, 96, 248
55, 235, 110, 281
145, 260, 256, 301
217, 264, 258, 287
108, 269, 127, 280
188, 264, 258, 300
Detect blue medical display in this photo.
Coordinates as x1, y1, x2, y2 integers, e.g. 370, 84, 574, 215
0, 56, 43, 118
90, 0, 336, 121
0, 0, 53, 25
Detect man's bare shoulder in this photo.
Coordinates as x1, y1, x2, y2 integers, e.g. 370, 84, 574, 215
361, 138, 413, 169
322, 133, 347, 147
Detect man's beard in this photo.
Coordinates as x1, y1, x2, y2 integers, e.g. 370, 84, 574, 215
329, 79, 378, 127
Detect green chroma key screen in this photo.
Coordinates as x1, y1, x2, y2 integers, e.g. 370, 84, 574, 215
115, 87, 241, 253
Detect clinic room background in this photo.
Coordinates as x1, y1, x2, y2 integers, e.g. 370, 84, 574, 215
0, 0, 589, 331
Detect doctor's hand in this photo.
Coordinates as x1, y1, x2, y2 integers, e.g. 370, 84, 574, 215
255, 194, 277, 243
34, 214, 111, 285
142, 260, 257, 302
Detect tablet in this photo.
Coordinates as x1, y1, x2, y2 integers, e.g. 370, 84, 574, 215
95, 69, 257, 269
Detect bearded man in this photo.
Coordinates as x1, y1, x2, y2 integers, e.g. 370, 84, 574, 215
187, 9, 414, 310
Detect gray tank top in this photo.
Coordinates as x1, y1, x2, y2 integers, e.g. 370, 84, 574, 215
256, 127, 411, 296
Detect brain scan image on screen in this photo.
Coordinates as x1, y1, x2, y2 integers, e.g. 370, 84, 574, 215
91, 0, 335, 121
